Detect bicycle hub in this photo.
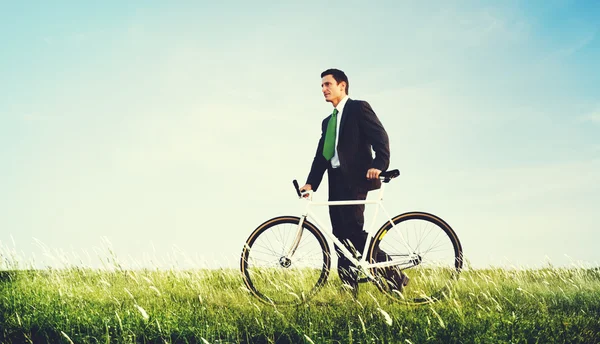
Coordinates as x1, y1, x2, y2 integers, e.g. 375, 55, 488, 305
279, 256, 292, 268
410, 254, 422, 266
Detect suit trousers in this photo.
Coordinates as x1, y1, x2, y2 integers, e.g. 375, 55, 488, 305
328, 168, 399, 289
327, 168, 368, 287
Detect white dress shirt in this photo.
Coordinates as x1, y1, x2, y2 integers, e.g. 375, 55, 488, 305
330, 95, 349, 168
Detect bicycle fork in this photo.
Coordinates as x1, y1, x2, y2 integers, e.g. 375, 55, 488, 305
285, 216, 307, 259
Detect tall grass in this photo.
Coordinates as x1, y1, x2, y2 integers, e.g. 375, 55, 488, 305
1, 264, 599, 343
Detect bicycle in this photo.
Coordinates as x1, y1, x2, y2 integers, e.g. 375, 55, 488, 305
240, 170, 463, 305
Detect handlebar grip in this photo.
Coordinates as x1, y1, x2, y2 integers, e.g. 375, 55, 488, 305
293, 180, 302, 197
379, 169, 400, 182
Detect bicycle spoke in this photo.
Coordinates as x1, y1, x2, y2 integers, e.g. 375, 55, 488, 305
252, 243, 282, 256
242, 217, 329, 305
370, 213, 461, 305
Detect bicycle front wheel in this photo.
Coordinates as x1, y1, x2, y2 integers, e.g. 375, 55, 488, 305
240, 216, 331, 304
368, 212, 463, 304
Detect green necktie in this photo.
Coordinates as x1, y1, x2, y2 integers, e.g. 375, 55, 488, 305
322, 108, 338, 161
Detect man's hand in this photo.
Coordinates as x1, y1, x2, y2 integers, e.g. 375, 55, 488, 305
299, 184, 313, 198
366, 168, 382, 180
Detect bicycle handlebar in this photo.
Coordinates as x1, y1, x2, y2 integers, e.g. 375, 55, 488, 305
292, 180, 302, 197
292, 169, 400, 198
380, 169, 400, 182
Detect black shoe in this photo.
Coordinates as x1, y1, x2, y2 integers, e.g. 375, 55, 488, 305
339, 265, 359, 298
385, 271, 409, 293
341, 283, 358, 299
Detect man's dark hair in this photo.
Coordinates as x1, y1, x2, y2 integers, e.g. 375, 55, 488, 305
321, 68, 349, 95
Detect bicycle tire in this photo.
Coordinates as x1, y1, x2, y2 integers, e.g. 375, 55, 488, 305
368, 211, 463, 304
240, 216, 331, 304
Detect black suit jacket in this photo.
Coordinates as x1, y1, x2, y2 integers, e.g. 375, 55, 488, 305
306, 99, 390, 193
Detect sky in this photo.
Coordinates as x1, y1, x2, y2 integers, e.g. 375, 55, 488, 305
1, 1, 599, 270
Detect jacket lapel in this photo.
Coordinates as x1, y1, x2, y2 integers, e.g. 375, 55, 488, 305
339, 98, 352, 139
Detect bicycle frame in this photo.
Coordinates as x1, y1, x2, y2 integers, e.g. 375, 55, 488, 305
288, 181, 417, 281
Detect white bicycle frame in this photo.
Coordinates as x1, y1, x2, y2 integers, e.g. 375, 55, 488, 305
290, 180, 417, 280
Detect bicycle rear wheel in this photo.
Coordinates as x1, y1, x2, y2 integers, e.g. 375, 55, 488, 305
240, 216, 330, 304
368, 212, 463, 304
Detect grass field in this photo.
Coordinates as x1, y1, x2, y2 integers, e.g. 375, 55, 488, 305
1, 266, 599, 343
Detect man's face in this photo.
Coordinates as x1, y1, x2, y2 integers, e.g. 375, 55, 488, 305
321, 74, 346, 104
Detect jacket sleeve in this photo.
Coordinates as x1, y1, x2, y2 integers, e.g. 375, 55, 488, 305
306, 117, 329, 191
359, 101, 390, 172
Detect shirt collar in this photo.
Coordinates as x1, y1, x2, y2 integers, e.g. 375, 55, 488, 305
335, 95, 349, 113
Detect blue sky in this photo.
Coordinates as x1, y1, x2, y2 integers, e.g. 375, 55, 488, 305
1, 1, 599, 269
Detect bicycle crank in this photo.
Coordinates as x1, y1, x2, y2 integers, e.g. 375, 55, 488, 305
410, 254, 422, 266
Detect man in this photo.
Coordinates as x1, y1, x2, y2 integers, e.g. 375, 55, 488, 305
300, 68, 407, 294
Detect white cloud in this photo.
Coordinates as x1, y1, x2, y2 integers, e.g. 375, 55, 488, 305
585, 109, 600, 124
577, 105, 600, 124
551, 28, 598, 59
22, 114, 47, 122
411, 4, 531, 50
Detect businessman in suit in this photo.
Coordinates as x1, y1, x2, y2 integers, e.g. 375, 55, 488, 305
300, 68, 407, 294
